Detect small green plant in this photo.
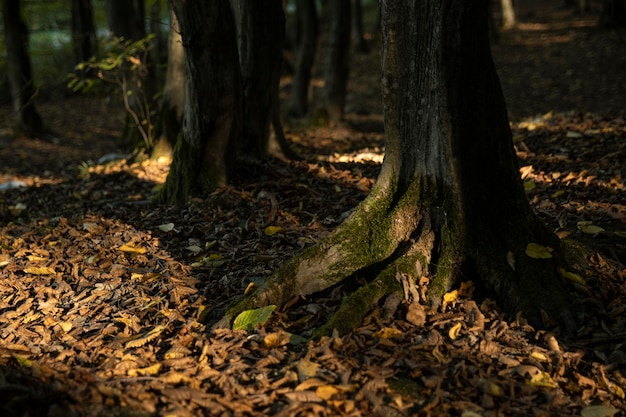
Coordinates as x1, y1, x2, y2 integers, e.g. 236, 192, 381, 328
67, 34, 156, 149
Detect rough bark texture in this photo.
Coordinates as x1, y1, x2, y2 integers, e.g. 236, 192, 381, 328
287, 0, 318, 118
153, 9, 185, 157
2, 0, 44, 137
224, 0, 576, 335
232, 0, 289, 159
324, 0, 351, 122
160, 0, 241, 205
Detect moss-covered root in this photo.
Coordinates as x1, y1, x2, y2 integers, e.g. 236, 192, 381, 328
313, 254, 423, 338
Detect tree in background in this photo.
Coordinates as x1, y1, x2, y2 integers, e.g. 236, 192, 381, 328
2, 0, 44, 137
153, 8, 184, 158
71, 0, 97, 69
232, 0, 295, 160
224, 0, 576, 335
599, 0, 626, 27
352, 0, 369, 53
323, 0, 351, 123
287, 0, 318, 118
106, 0, 157, 149
159, 0, 241, 205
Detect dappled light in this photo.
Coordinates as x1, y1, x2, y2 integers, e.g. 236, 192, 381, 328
0, 0, 625, 415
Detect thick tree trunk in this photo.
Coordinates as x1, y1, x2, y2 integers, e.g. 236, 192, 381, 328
287, 0, 318, 118
159, 0, 241, 205
324, 0, 351, 122
599, 0, 626, 27
153, 8, 184, 158
71, 0, 97, 66
232, 0, 290, 159
224, 0, 576, 335
2, 0, 44, 137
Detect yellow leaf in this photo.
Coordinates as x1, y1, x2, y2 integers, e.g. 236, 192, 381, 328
478, 378, 503, 396
23, 266, 56, 275
373, 327, 403, 339
577, 223, 605, 235
127, 363, 161, 377
118, 244, 147, 254
26, 255, 48, 262
528, 371, 557, 388
125, 326, 166, 349
525, 243, 553, 259
244, 282, 258, 295
530, 351, 548, 361
264, 332, 283, 348
58, 321, 73, 333
296, 359, 319, 381
316, 385, 340, 400
581, 405, 619, 417
443, 289, 458, 305
264, 226, 283, 236
558, 268, 586, 285
448, 322, 462, 340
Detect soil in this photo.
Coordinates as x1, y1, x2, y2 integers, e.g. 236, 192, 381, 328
0, 2, 625, 416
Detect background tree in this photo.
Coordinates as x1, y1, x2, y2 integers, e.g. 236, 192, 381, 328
352, 0, 369, 53
2, 0, 44, 137
287, 0, 319, 118
153, 8, 184, 157
71, 0, 97, 68
224, 0, 576, 335
323, 0, 351, 123
159, 0, 241, 205
599, 0, 626, 27
106, 0, 157, 149
231, 0, 294, 159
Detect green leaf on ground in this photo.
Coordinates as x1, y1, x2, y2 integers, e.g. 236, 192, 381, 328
233, 305, 277, 331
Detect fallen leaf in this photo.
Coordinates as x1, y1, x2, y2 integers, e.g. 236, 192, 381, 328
23, 266, 56, 275
264, 226, 283, 236
581, 405, 619, 417
373, 327, 403, 339
158, 222, 175, 232
232, 305, 276, 331
525, 243, 553, 259
315, 384, 340, 400
558, 268, 586, 285
296, 359, 320, 381
118, 244, 147, 254
448, 322, 462, 340
528, 371, 558, 388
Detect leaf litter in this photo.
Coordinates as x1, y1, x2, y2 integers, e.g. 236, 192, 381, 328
1, 2, 626, 416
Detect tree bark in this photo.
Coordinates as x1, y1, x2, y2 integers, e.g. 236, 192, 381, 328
232, 0, 291, 159
153, 8, 185, 158
324, 0, 351, 122
287, 0, 318, 118
159, 0, 241, 205
223, 0, 576, 335
2, 0, 44, 137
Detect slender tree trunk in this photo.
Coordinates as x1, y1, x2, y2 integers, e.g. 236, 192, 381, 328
501, 0, 516, 29
153, 8, 185, 158
2, 0, 44, 137
287, 0, 318, 118
71, 0, 97, 66
160, 0, 241, 205
224, 0, 576, 335
232, 0, 291, 159
352, 0, 369, 53
107, 0, 157, 149
599, 0, 626, 27
324, 0, 351, 123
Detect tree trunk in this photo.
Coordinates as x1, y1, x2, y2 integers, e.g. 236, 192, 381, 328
71, 0, 97, 66
223, 0, 576, 335
232, 0, 291, 159
599, 0, 626, 27
153, 8, 185, 158
2, 0, 44, 137
501, 0, 516, 29
159, 0, 241, 205
352, 0, 369, 53
287, 0, 318, 118
324, 0, 351, 122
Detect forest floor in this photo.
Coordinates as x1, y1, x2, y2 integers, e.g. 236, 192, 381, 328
1, 2, 626, 416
